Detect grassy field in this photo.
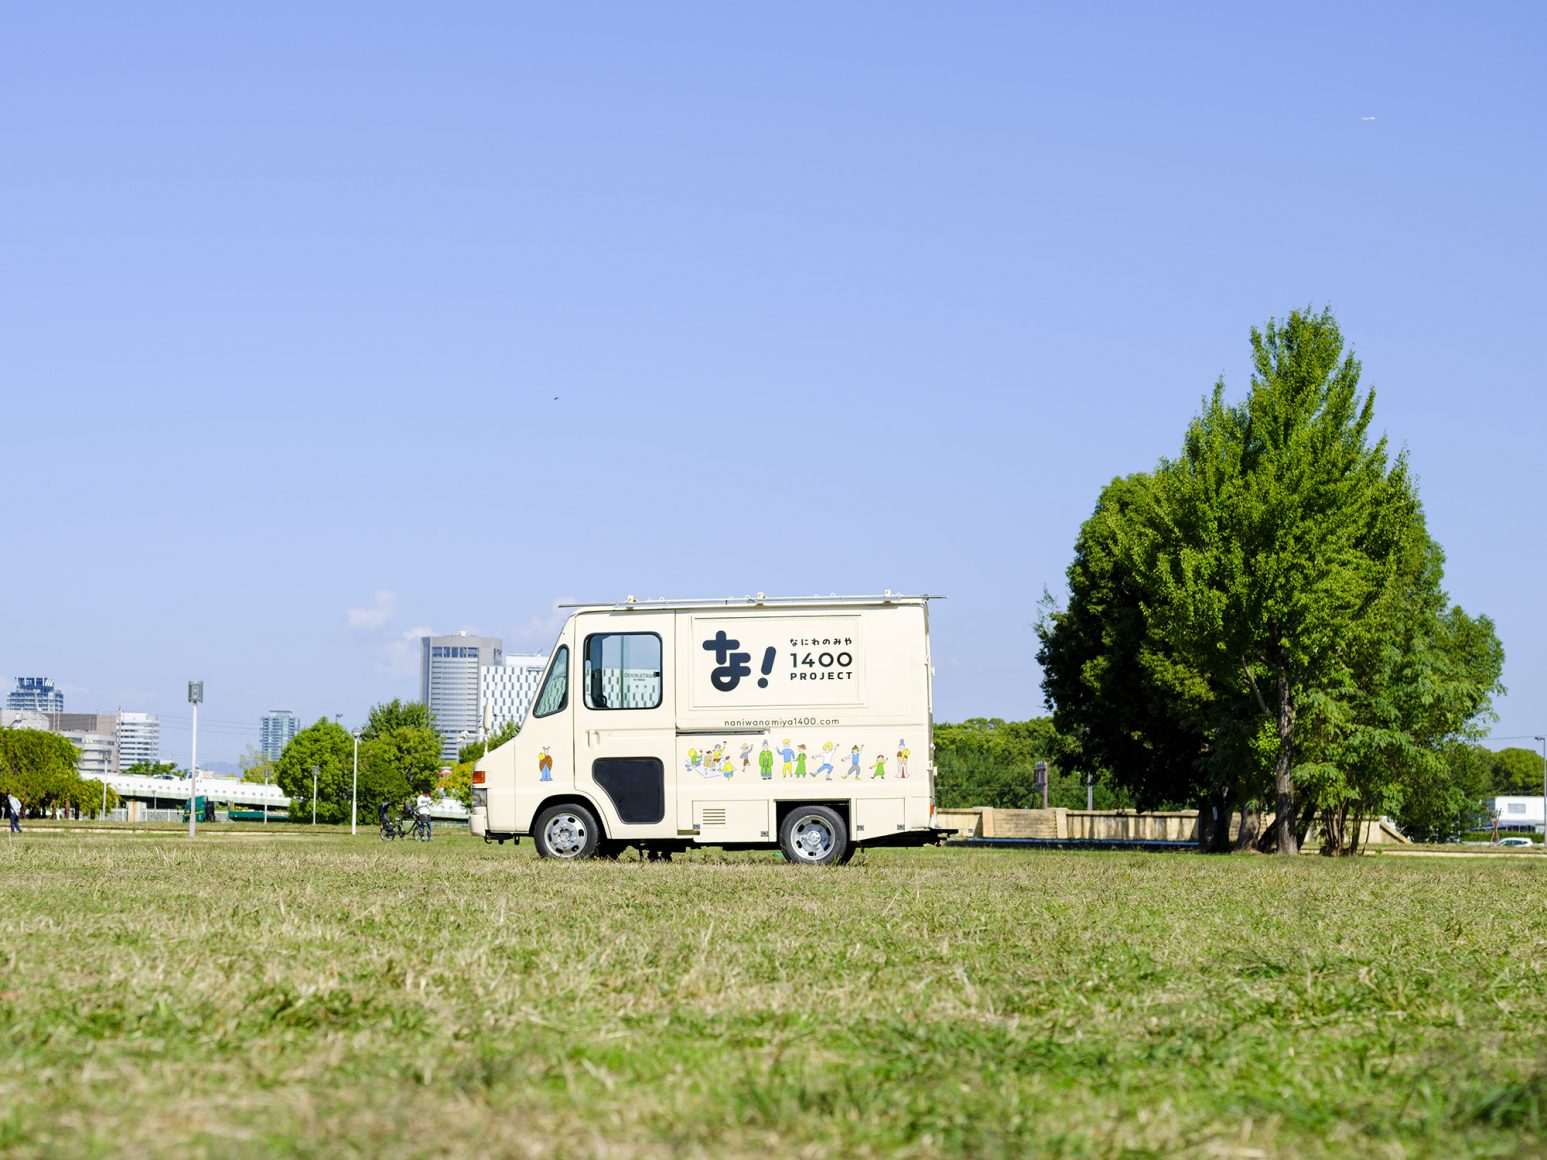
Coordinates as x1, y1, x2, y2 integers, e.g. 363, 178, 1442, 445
1, 830, 1543, 1158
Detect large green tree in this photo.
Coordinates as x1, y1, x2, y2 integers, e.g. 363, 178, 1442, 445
1036, 472, 1259, 850
1395, 742, 1493, 843
273, 719, 355, 824
0, 729, 106, 816
1490, 748, 1543, 795
1039, 308, 1502, 854
360, 726, 442, 810
362, 699, 436, 740
933, 718, 1121, 811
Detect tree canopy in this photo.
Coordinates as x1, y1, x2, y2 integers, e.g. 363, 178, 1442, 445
1490, 748, 1543, 795
276, 707, 443, 823
1038, 308, 1503, 854
362, 699, 436, 740
934, 718, 1128, 811
0, 729, 118, 816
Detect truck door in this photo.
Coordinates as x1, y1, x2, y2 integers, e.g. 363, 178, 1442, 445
572, 613, 676, 841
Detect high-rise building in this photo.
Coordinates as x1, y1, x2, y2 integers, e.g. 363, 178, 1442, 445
58, 729, 115, 781
421, 633, 503, 760
259, 710, 300, 761
480, 653, 550, 737
116, 712, 160, 771
7, 677, 63, 714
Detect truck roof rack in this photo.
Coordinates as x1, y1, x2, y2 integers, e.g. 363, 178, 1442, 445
556, 593, 944, 611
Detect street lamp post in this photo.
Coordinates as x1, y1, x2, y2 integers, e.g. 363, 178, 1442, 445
351, 728, 362, 836
311, 764, 319, 825
1536, 736, 1546, 847
187, 681, 203, 839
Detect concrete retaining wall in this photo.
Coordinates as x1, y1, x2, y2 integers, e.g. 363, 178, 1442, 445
938, 807, 1409, 845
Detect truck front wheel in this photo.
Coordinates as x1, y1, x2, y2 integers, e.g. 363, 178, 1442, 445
778, 805, 848, 866
534, 804, 601, 860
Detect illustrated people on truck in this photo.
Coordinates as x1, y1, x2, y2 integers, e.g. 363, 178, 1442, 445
872, 753, 887, 779
778, 740, 796, 777
896, 739, 909, 779
815, 742, 836, 780
847, 744, 864, 779
794, 744, 809, 778
739, 743, 754, 775
538, 746, 553, 782
759, 740, 773, 779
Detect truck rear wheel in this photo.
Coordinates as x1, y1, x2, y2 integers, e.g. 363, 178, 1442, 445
778, 805, 848, 866
534, 804, 600, 860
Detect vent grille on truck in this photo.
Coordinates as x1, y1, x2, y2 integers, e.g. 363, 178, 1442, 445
701, 807, 727, 826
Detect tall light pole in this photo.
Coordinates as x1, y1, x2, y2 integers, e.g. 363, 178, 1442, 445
351, 728, 362, 836
1536, 736, 1546, 847
311, 764, 319, 825
187, 681, 203, 839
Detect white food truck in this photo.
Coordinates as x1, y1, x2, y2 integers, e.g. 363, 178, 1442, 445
471, 594, 952, 864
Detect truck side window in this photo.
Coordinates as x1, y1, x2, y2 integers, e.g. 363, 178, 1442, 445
532, 647, 569, 718
583, 633, 662, 710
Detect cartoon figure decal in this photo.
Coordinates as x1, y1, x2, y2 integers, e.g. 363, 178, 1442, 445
815, 742, 836, 780
759, 740, 773, 780
538, 746, 553, 782
846, 744, 864, 780
872, 753, 887, 779
896, 739, 909, 779
779, 739, 796, 778
739, 742, 754, 776
795, 744, 809, 779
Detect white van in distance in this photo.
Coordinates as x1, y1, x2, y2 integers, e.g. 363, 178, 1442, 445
471, 594, 951, 864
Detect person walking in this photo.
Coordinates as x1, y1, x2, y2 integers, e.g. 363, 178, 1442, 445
414, 791, 433, 840
7, 792, 21, 832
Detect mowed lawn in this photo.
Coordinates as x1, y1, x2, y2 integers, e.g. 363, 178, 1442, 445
1, 830, 1543, 1158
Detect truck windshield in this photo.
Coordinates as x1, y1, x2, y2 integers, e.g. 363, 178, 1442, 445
532, 647, 569, 718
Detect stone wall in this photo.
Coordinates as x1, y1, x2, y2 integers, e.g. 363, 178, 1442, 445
937, 806, 1409, 845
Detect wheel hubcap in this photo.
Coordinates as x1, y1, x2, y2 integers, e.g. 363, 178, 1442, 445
791, 817, 834, 861
546, 813, 588, 856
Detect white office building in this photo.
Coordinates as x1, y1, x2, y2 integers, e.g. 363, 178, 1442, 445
259, 710, 300, 761
422, 633, 503, 760
59, 729, 116, 781
480, 653, 550, 736
1489, 796, 1545, 834
115, 712, 160, 770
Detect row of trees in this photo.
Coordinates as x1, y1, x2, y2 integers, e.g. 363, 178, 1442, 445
266, 699, 443, 824
0, 730, 120, 817
0, 697, 526, 823
934, 717, 1128, 811
1036, 308, 1505, 855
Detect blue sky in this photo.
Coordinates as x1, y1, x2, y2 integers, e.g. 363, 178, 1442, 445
4, 2, 1543, 765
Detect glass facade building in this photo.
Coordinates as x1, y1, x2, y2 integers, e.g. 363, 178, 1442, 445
7, 677, 63, 714
259, 710, 300, 762
421, 634, 503, 760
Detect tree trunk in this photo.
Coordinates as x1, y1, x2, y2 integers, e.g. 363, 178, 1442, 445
1198, 789, 1233, 853
1234, 806, 1261, 852
1272, 670, 1299, 857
